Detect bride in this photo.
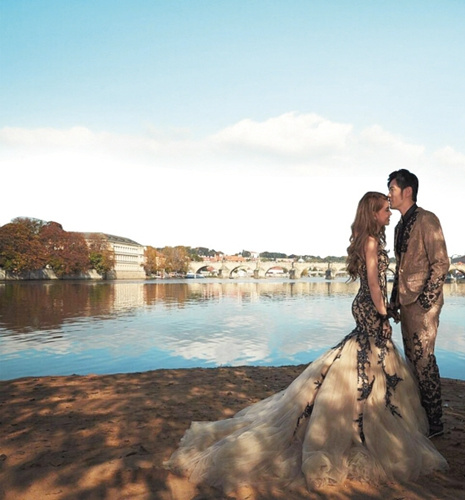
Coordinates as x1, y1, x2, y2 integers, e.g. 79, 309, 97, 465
164, 192, 448, 493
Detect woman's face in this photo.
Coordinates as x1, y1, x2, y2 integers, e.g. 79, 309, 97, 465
375, 200, 392, 228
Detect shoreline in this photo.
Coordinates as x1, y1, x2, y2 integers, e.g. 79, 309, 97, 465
1, 365, 464, 499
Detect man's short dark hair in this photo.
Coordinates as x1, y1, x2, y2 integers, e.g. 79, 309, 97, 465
387, 169, 419, 202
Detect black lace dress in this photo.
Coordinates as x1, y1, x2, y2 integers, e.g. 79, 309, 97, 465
164, 248, 447, 492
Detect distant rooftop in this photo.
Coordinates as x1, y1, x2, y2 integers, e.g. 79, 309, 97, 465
82, 232, 143, 246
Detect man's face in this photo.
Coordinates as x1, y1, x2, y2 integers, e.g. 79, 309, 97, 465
388, 179, 404, 210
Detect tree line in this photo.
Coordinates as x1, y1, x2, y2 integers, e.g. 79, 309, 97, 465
0, 218, 222, 278
245, 250, 346, 263
0, 217, 348, 279
0, 218, 115, 277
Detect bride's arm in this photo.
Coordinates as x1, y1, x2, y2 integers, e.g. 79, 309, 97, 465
365, 236, 387, 316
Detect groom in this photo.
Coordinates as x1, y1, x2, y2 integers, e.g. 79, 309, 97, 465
387, 169, 449, 438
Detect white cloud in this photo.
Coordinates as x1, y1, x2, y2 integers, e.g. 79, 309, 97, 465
0, 114, 425, 176
0, 126, 98, 149
1, 113, 464, 256
359, 125, 424, 157
433, 146, 465, 168
209, 112, 353, 158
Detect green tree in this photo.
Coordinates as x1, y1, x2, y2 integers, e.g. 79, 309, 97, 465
260, 251, 287, 260
187, 247, 203, 262
192, 246, 220, 258
88, 234, 115, 277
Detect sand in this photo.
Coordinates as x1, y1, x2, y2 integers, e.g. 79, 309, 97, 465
0, 365, 464, 500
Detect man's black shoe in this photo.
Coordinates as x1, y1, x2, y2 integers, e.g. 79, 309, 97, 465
428, 425, 444, 439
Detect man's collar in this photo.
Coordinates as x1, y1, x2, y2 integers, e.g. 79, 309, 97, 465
401, 203, 418, 223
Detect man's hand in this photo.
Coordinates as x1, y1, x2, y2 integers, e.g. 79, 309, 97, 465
387, 304, 400, 323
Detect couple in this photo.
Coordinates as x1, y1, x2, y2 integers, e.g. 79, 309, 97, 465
164, 169, 449, 492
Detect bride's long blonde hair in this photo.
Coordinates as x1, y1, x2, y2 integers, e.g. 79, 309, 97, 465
346, 191, 388, 281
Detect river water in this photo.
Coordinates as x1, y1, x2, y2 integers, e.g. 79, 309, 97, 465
1, 278, 464, 381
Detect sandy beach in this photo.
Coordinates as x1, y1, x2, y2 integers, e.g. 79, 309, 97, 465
0, 365, 464, 500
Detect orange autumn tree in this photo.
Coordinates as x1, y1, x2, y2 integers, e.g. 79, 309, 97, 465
144, 246, 165, 276
160, 246, 190, 275
39, 222, 90, 278
0, 217, 47, 273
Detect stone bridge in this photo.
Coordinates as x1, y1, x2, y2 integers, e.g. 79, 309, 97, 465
450, 261, 465, 276
189, 258, 465, 280
188, 259, 352, 279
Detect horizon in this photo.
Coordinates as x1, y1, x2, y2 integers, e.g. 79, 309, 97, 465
3, 214, 463, 262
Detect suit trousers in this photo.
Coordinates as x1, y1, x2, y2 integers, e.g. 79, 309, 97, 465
400, 298, 443, 428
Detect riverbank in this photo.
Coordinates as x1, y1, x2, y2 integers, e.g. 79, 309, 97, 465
0, 366, 464, 500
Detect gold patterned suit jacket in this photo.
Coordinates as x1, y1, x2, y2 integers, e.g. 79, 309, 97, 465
391, 207, 449, 309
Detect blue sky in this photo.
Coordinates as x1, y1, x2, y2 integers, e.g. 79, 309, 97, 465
1, 1, 464, 256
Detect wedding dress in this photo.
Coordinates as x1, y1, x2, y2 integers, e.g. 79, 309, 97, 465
164, 249, 448, 493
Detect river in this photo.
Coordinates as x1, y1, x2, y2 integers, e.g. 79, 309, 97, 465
1, 278, 464, 381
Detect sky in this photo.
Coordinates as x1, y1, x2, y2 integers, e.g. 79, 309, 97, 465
1, 1, 464, 257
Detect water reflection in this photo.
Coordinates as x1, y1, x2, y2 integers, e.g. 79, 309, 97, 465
0, 279, 464, 381
0, 279, 363, 333
0, 282, 116, 332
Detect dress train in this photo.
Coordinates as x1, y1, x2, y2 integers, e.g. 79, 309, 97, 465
164, 329, 448, 492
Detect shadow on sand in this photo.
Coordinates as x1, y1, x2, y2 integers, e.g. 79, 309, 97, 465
0, 366, 463, 499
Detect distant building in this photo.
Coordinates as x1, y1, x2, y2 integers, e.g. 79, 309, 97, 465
451, 255, 465, 264
83, 233, 146, 280
224, 255, 246, 262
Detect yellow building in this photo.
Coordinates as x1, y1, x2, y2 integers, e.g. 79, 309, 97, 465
83, 233, 146, 280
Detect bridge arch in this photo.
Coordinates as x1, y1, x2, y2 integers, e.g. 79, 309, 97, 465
264, 265, 291, 277
188, 259, 464, 280
188, 260, 349, 279
449, 263, 465, 276
228, 264, 256, 278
